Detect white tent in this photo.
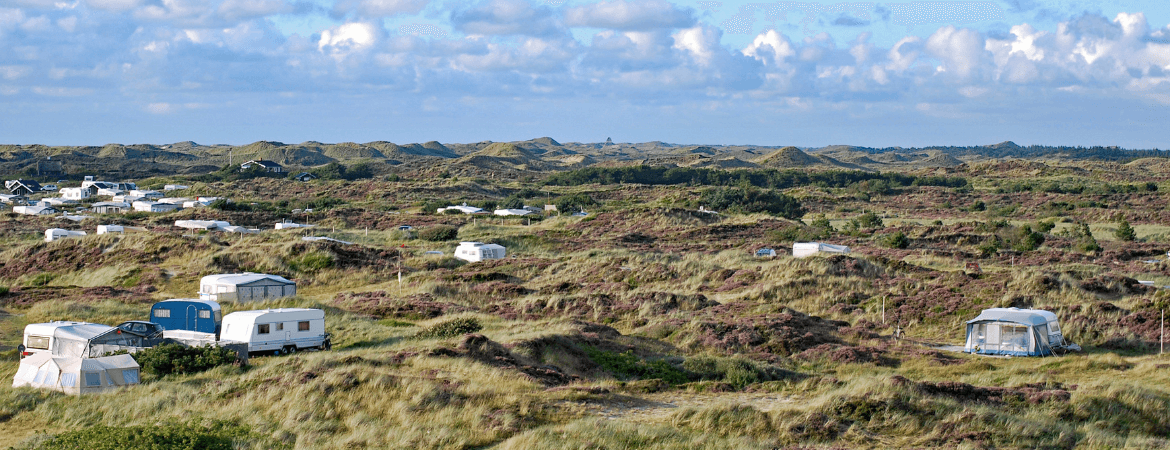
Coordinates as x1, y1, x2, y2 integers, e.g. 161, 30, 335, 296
13, 353, 140, 395
454, 242, 506, 262
792, 242, 851, 258
200, 273, 296, 302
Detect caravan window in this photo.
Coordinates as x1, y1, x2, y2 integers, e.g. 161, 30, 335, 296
60, 373, 76, 387
199, 310, 211, 319
154, 309, 170, 318
26, 335, 50, 350
84, 372, 102, 387
123, 369, 139, 384
276, 323, 284, 331
215, 311, 222, 322
257, 324, 270, 335
299, 321, 310, 331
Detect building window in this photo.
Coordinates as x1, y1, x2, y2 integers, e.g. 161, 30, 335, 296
257, 324, 270, 335
298, 321, 310, 331
84, 372, 102, 387
199, 310, 211, 319
26, 335, 50, 350
154, 309, 170, 318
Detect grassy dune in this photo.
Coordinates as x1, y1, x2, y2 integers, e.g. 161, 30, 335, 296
2, 165, 1170, 449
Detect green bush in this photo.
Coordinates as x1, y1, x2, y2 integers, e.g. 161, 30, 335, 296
699, 187, 804, 219
417, 317, 482, 338
26, 420, 269, 450
881, 231, 910, 249
582, 345, 688, 385
27, 273, 56, 287
1115, 219, 1136, 241
418, 225, 458, 241
134, 343, 237, 376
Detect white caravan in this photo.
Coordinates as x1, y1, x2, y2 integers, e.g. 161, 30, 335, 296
219, 308, 330, 355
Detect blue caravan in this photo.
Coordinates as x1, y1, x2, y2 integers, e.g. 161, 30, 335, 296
150, 299, 222, 334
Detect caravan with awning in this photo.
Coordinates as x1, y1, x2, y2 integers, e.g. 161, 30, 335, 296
964, 308, 1067, 357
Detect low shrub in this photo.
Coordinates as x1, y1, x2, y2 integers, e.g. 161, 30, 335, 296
419, 225, 459, 241
24, 420, 270, 450
582, 345, 688, 384
417, 317, 482, 338
133, 343, 238, 376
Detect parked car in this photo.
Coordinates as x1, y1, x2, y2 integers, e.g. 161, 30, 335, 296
116, 321, 165, 339
42, 184, 58, 191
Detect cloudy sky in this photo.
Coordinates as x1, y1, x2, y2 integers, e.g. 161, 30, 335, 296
1, 0, 1168, 148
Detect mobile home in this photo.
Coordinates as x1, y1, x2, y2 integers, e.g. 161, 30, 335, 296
45, 228, 87, 242
219, 308, 330, 355
199, 273, 296, 302
454, 241, 506, 262
792, 242, 851, 258
150, 299, 223, 334
21, 321, 146, 358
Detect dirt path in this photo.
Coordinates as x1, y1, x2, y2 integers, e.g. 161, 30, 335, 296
578, 391, 794, 423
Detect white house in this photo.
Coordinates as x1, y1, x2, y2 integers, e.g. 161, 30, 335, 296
493, 208, 537, 216
60, 187, 91, 200
45, 228, 87, 242
792, 242, 851, 258
96, 188, 124, 197
199, 273, 296, 303
92, 202, 131, 214
157, 197, 190, 205
164, 184, 189, 191
175, 220, 231, 231
14, 205, 56, 215
132, 201, 180, 213
454, 241, 506, 262
437, 203, 486, 214
112, 195, 144, 203
241, 160, 284, 173
275, 221, 313, 230
12, 353, 140, 395
219, 308, 329, 355
221, 226, 259, 234
129, 190, 163, 200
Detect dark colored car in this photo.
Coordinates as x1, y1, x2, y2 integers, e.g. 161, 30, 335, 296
116, 321, 165, 339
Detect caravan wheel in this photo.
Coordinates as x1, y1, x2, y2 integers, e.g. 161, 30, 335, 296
284, 345, 297, 355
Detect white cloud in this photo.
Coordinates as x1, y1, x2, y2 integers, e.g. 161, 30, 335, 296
451, 0, 564, 37
318, 22, 377, 57
926, 25, 988, 79
564, 0, 693, 31
742, 30, 795, 66
332, 0, 428, 18
672, 25, 718, 66
146, 102, 173, 113
217, 0, 292, 22
84, 0, 143, 12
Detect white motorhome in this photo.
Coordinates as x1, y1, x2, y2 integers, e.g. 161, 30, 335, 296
454, 241, 506, 262
219, 308, 330, 355
45, 228, 87, 242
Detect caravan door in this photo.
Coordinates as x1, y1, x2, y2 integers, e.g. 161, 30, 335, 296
186, 305, 197, 331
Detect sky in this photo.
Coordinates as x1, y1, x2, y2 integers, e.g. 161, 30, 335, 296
1, 0, 1169, 148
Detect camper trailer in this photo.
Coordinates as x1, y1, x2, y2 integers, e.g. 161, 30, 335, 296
199, 273, 296, 303
45, 228, 87, 242
454, 242, 507, 262
12, 353, 140, 395
20, 321, 146, 359
964, 308, 1068, 357
792, 242, 850, 258
219, 308, 330, 355
150, 299, 223, 334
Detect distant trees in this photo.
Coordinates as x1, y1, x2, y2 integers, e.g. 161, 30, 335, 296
305, 162, 375, 181
699, 187, 804, 219
543, 166, 968, 191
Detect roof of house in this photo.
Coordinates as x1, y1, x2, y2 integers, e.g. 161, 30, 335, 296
242, 159, 282, 168
7, 179, 43, 191
201, 273, 294, 286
